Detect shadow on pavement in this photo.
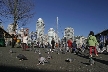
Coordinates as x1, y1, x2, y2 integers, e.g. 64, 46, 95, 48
77, 54, 89, 59
0, 65, 59, 72
76, 53, 108, 66
93, 58, 108, 65
81, 62, 90, 65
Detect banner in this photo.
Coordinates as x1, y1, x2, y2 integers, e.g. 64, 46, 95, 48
100, 35, 103, 42
106, 35, 108, 40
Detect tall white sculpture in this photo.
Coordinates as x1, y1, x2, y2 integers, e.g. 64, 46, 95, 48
64, 27, 74, 41
48, 28, 58, 45
36, 18, 45, 42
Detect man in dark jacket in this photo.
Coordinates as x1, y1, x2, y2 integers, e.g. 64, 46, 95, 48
72, 41, 77, 53
51, 38, 55, 49
11, 34, 16, 48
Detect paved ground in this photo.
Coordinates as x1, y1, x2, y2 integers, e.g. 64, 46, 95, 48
0, 46, 108, 72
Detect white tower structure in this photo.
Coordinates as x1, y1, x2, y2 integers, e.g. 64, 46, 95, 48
48, 28, 58, 45
36, 18, 45, 42
64, 27, 74, 41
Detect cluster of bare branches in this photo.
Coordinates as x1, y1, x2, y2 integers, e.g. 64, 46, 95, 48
0, 0, 35, 31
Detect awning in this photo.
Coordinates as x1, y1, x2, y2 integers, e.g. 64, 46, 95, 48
0, 27, 12, 38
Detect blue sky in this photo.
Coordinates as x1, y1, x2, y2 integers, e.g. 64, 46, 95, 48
1, 0, 108, 38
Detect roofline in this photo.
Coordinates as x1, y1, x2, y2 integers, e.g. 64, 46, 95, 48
95, 29, 108, 36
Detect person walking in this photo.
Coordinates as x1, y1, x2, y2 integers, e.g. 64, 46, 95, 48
87, 31, 98, 57
72, 41, 77, 54
67, 38, 72, 52
22, 34, 28, 51
51, 38, 55, 49
11, 34, 17, 48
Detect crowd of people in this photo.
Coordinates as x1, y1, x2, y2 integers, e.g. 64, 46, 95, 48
5, 31, 108, 57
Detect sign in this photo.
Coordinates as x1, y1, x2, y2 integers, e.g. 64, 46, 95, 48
31, 33, 37, 40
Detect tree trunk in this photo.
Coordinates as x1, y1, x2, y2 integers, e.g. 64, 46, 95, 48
12, 0, 18, 32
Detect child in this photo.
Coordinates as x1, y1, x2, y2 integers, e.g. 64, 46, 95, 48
87, 31, 98, 57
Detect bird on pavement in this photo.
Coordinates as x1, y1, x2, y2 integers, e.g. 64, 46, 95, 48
65, 58, 73, 63
89, 57, 95, 66
47, 52, 52, 59
37, 53, 48, 65
16, 54, 28, 61
9, 49, 13, 53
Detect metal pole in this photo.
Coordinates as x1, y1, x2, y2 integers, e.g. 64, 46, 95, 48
57, 17, 58, 35
56, 17, 58, 43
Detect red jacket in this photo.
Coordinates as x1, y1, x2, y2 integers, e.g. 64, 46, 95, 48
67, 40, 72, 48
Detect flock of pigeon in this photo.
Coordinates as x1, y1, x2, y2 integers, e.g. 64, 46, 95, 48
9, 47, 95, 66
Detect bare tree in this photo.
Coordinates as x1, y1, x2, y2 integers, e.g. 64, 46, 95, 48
0, 0, 35, 31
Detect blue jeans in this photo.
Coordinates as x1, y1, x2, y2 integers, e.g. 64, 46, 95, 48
72, 48, 76, 52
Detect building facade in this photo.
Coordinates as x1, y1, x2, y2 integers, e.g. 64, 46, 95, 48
7, 23, 18, 35
17, 27, 29, 37
95, 29, 108, 45
74, 35, 87, 46
64, 27, 74, 41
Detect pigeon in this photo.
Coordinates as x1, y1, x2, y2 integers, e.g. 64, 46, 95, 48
89, 57, 95, 65
57, 51, 60, 54
61, 49, 66, 54
38, 52, 42, 57
50, 49, 55, 53
34, 48, 40, 53
45, 48, 50, 53
16, 54, 28, 61
47, 55, 52, 59
9, 49, 16, 53
37, 53, 48, 65
38, 57, 48, 65
49, 49, 52, 52
47, 52, 52, 59
9, 49, 13, 53
59, 48, 62, 52
55, 48, 60, 54
65, 58, 72, 63
66, 47, 69, 52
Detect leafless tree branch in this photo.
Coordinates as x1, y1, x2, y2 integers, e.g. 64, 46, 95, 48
0, 0, 36, 31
